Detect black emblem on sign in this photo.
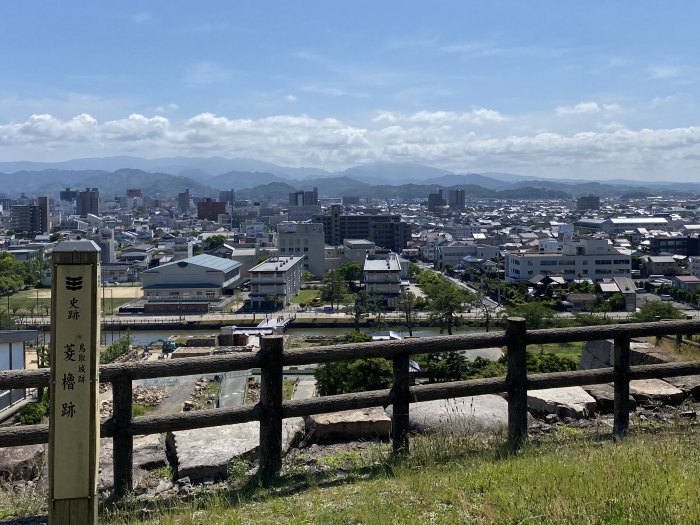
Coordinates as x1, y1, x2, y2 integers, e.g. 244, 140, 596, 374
65, 276, 83, 291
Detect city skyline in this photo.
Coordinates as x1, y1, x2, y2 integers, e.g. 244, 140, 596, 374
2, 2, 700, 181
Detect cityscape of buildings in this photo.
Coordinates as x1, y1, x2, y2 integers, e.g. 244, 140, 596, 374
0, 174, 699, 315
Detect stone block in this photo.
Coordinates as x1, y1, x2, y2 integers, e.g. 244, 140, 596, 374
528, 386, 597, 419
167, 418, 303, 482
583, 384, 637, 413
0, 444, 44, 481
386, 395, 508, 434
629, 379, 685, 405
305, 408, 390, 444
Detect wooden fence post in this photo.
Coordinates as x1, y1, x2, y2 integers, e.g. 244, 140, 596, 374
391, 352, 410, 454
675, 333, 683, 349
112, 376, 133, 498
259, 335, 284, 482
613, 335, 631, 438
655, 316, 662, 345
506, 317, 528, 448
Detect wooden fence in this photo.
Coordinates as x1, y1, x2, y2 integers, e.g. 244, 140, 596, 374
1, 318, 700, 499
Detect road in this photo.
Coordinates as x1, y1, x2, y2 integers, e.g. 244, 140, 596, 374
218, 370, 250, 408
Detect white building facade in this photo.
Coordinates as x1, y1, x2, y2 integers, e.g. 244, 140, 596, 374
249, 256, 305, 309
277, 222, 325, 278
505, 238, 631, 282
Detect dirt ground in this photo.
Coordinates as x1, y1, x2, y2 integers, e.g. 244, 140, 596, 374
22, 285, 142, 300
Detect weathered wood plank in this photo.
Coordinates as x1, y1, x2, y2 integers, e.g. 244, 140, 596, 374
506, 318, 528, 448
614, 336, 631, 438
282, 332, 510, 366
259, 336, 284, 481
391, 352, 410, 454
112, 377, 133, 498
100, 351, 262, 382
526, 319, 700, 345
128, 405, 261, 436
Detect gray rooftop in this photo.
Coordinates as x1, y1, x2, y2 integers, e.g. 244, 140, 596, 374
148, 254, 241, 273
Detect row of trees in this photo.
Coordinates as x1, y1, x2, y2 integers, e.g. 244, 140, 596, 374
0, 253, 42, 295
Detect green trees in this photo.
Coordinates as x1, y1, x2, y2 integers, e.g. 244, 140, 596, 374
397, 289, 418, 336
428, 283, 473, 335
343, 291, 370, 331
0, 253, 41, 294
320, 269, 348, 309
336, 261, 363, 291
504, 302, 555, 329
631, 301, 685, 322
204, 234, 227, 251
314, 332, 391, 395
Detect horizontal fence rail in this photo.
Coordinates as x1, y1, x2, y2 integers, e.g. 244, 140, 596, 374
0, 318, 699, 498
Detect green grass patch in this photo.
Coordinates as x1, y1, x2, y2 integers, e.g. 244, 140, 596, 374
282, 379, 297, 400
94, 424, 700, 525
2, 289, 132, 315
531, 340, 585, 362
290, 289, 320, 305
131, 403, 154, 417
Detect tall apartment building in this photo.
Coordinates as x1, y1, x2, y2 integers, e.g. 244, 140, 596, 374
219, 189, 236, 207
505, 238, 631, 282
289, 187, 318, 206
178, 189, 191, 212
93, 229, 116, 263
576, 195, 601, 211
276, 222, 325, 277
76, 187, 99, 217
427, 189, 446, 210
314, 205, 411, 252
10, 205, 43, 235
126, 189, 142, 198
197, 198, 226, 221
59, 187, 78, 202
448, 189, 465, 210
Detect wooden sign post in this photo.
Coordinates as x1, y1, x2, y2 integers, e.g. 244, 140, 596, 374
49, 241, 101, 525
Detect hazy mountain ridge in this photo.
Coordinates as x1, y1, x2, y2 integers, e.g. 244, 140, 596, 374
1, 157, 699, 199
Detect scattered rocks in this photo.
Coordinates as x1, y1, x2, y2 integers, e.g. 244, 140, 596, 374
583, 384, 637, 413
166, 418, 304, 482
664, 375, 700, 399
0, 444, 44, 481
629, 379, 685, 405
385, 395, 508, 435
100, 385, 169, 418
528, 387, 597, 419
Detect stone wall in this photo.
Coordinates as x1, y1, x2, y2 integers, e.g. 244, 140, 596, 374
579, 339, 672, 370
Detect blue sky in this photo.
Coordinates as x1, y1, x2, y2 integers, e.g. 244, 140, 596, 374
1, 2, 700, 180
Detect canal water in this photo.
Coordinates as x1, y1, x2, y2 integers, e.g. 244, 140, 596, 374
37, 326, 485, 347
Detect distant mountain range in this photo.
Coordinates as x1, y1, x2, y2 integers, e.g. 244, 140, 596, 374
0, 156, 699, 200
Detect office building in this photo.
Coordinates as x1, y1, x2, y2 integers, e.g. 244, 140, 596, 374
219, 189, 236, 207
289, 187, 318, 206
448, 189, 465, 210
314, 205, 411, 252
277, 222, 325, 277
178, 189, 191, 212
576, 195, 601, 211
76, 187, 99, 217
427, 189, 446, 210
197, 198, 227, 221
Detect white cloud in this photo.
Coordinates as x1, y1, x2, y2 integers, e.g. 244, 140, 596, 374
3, 111, 700, 179
555, 101, 601, 115
152, 103, 180, 114
373, 109, 507, 125
284, 94, 297, 102
555, 101, 622, 116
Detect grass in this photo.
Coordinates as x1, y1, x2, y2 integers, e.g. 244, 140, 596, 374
92, 421, 700, 525
530, 341, 585, 362
290, 289, 320, 305
132, 403, 155, 417
3, 287, 138, 315
282, 379, 297, 400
